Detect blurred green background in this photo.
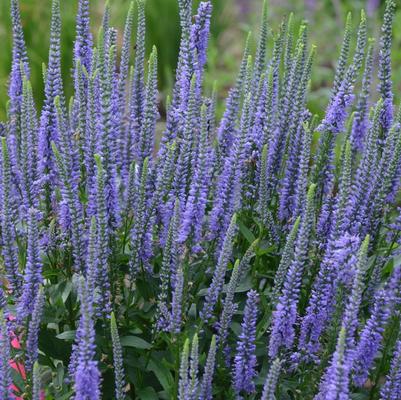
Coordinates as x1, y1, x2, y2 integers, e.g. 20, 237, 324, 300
0, 0, 401, 121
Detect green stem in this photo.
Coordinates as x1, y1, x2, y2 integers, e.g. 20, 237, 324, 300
370, 316, 400, 399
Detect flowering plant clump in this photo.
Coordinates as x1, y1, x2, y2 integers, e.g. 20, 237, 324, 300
1, 0, 401, 398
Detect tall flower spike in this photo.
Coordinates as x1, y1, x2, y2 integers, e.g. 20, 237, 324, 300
216, 259, 240, 349
334, 139, 353, 233
369, 123, 401, 223
258, 143, 277, 240
269, 25, 308, 189
298, 233, 361, 360
54, 95, 79, 185
175, 0, 193, 120
278, 23, 307, 133
189, 334, 199, 399
26, 287, 44, 372
217, 240, 258, 349
318, 237, 369, 395
0, 288, 5, 311
353, 9, 367, 73
317, 9, 366, 136
126, 0, 146, 173
178, 339, 190, 400
20, 76, 39, 209
340, 235, 370, 351
1, 136, 22, 295
101, 0, 111, 46
279, 42, 315, 222
111, 312, 126, 400
209, 93, 251, 242
260, 20, 286, 148
118, 1, 135, 98
151, 142, 177, 229
251, 70, 269, 150
351, 39, 373, 151
261, 358, 282, 400
172, 75, 199, 208
179, 103, 212, 248
300, 140, 354, 360
115, 1, 134, 158
9, 0, 30, 127
199, 335, 217, 400
188, 1, 212, 128
269, 184, 316, 358
0, 311, 11, 399
96, 27, 120, 231
86, 216, 98, 304
370, 119, 401, 203
380, 336, 401, 400
122, 160, 137, 219
32, 362, 41, 400
190, 1, 212, 80
287, 41, 316, 146
130, 157, 151, 277
237, 238, 259, 281
74, 0, 93, 77
293, 122, 313, 219
313, 12, 366, 198
258, 143, 269, 218
159, 0, 191, 146
314, 327, 350, 400
156, 200, 180, 330
201, 214, 237, 322
169, 264, 184, 334
233, 290, 259, 396
18, 208, 43, 321
242, 54, 254, 100
332, 12, 352, 98
378, 0, 396, 132
317, 64, 356, 135
346, 100, 383, 233
281, 13, 293, 99
271, 216, 300, 304
352, 266, 401, 386
217, 33, 251, 160
135, 46, 158, 169
51, 135, 85, 273
208, 81, 218, 136
72, 58, 89, 163
84, 67, 98, 191
94, 154, 111, 316
253, 0, 268, 86
72, 278, 101, 400
39, 0, 65, 191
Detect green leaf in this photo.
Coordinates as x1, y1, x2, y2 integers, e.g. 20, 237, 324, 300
39, 327, 72, 364
137, 387, 159, 400
61, 281, 72, 303
255, 240, 275, 256
120, 336, 152, 349
148, 358, 174, 393
235, 276, 253, 293
56, 330, 76, 340
238, 220, 256, 244
129, 328, 143, 335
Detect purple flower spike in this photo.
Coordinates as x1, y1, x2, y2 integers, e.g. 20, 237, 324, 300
233, 290, 259, 395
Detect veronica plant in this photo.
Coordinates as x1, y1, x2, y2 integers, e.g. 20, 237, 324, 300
1, 0, 401, 398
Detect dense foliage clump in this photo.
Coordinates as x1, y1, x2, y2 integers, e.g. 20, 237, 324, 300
1, 0, 401, 399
